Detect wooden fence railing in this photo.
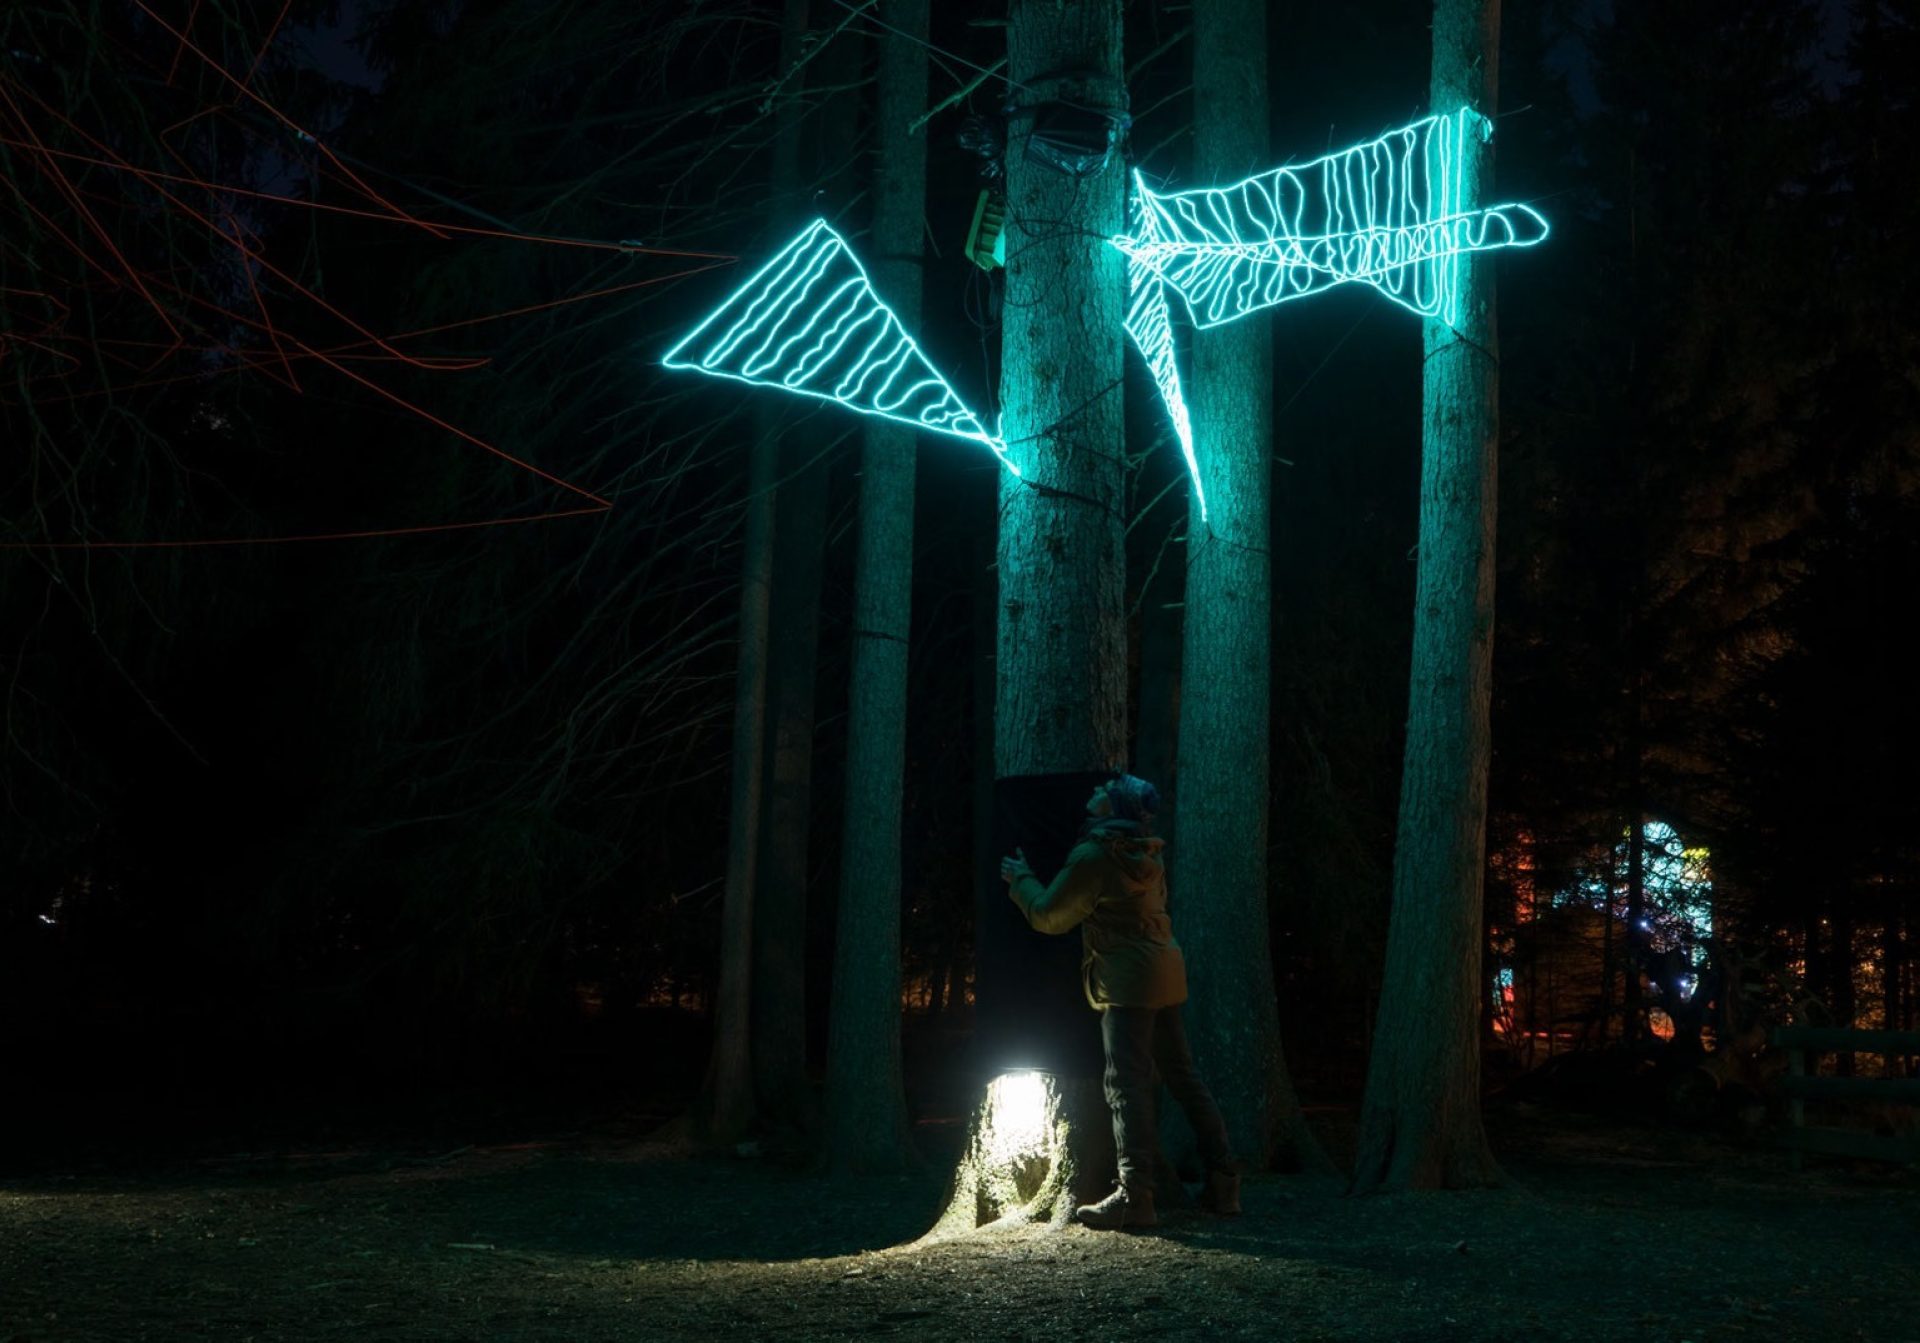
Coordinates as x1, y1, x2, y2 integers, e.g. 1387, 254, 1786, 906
1771, 1027, 1920, 1169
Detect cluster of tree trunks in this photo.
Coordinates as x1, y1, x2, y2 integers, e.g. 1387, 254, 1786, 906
698, 0, 1514, 1200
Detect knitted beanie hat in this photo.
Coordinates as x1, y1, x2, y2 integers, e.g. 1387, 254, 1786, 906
1105, 774, 1161, 825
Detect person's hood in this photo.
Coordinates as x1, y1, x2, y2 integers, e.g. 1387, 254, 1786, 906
1083, 817, 1166, 878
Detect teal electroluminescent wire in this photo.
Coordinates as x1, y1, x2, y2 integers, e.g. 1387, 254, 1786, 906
663, 113, 1548, 521
1111, 110, 1549, 519
661, 218, 1015, 475
1113, 110, 1548, 330
1122, 249, 1202, 521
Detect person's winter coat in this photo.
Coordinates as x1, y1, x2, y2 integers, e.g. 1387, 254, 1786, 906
1007, 818, 1188, 1010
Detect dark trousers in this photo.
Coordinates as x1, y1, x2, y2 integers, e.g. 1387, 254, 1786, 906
1101, 1003, 1235, 1190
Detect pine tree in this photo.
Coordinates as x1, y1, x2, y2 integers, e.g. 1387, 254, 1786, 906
692, 0, 812, 1146
1173, 0, 1331, 1174
754, 8, 866, 1141
931, 0, 1130, 1227
823, 0, 929, 1176
993, 9, 1129, 782
1352, 0, 1506, 1192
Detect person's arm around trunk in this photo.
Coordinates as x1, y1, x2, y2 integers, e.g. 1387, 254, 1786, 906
1001, 843, 1104, 934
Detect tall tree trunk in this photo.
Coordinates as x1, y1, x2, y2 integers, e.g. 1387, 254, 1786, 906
755, 448, 824, 1125
927, 2, 1134, 1231
973, 0, 1128, 1078
971, 524, 996, 1002
981, 0, 1129, 1081
1351, 0, 1506, 1192
823, 0, 927, 1176
1885, 915, 1905, 1076
1134, 494, 1182, 847
1902, 916, 1916, 1048
1623, 806, 1646, 1046
1802, 907, 1826, 1023
1832, 898, 1856, 1076
1174, 0, 1330, 1175
994, 2, 1129, 780
690, 0, 810, 1146
755, 5, 863, 1138
1597, 876, 1614, 1046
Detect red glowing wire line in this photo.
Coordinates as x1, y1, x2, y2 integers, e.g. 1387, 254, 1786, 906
0, 286, 71, 316
0, 86, 183, 348
0, 30, 737, 548
314, 264, 735, 354
288, 335, 612, 507
222, 208, 299, 392
10, 261, 726, 386
133, 0, 450, 240
5, 286, 613, 531
10, 91, 465, 377
159, 102, 225, 143
9, 356, 266, 404
143, 273, 613, 509
241, 1, 294, 92
0, 175, 108, 277
11, 359, 367, 404
3, 350, 485, 401
0, 505, 612, 551
0, 132, 735, 260
92, 278, 607, 507
7, 259, 725, 388
164, 0, 204, 87
236, 349, 484, 370
0, 336, 81, 369
11, 332, 488, 372
8, 259, 609, 510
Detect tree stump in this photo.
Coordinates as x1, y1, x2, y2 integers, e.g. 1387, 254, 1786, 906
921, 1071, 1190, 1241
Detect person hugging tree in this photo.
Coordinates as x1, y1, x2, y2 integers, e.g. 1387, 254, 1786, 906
999, 773, 1241, 1229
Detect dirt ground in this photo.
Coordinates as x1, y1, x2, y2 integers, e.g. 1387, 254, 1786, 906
2, 1103, 1915, 1343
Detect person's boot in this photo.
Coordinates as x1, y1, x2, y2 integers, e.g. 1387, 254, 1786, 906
1073, 1184, 1157, 1230
1196, 1167, 1242, 1216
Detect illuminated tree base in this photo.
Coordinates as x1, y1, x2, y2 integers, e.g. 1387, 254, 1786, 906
920, 1072, 1103, 1239
920, 1070, 1188, 1241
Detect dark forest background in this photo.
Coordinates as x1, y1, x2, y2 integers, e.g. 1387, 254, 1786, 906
3, 0, 1916, 1149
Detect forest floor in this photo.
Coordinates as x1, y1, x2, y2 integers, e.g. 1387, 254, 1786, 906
2, 1099, 1915, 1343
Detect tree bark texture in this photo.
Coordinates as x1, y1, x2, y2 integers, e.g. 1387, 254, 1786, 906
1173, 0, 1329, 1175
943, 0, 1129, 1225
754, 436, 824, 1124
971, 524, 997, 998
995, 0, 1128, 782
755, 7, 864, 1137
920, 1071, 1193, 1241
1134, 503, 1181, 847
824, 0, 927, 1176
921, 1073, 1111, 1239
1352, 0, 1506, 1192
692, 0, 810, 1147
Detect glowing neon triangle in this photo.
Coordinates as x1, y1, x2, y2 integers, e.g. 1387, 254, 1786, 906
1114, 111, 1548, 332
1113, 109, 1550, 519
663, 219, 1015, 474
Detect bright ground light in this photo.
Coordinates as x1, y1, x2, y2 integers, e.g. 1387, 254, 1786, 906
983, 1070, 1049, 1166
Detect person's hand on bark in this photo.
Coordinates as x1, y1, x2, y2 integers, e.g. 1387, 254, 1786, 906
1000, 848, 1032, 885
